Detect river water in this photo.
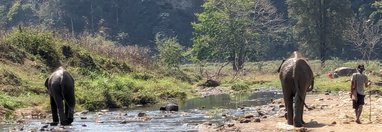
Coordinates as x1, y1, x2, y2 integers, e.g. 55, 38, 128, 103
0, 90, 282, 132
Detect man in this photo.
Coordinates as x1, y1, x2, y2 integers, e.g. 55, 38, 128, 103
350, 64, 371, 124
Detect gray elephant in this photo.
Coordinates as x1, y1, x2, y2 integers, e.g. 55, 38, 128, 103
45, 66, 75, 126
278, 51, 314, 127
159, 103, 179, 111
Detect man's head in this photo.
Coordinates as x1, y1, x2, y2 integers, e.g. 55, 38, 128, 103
357, 64, 365, 73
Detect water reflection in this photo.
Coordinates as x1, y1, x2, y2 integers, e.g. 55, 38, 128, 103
182, 90, 282, 110
0, 90, 282, 131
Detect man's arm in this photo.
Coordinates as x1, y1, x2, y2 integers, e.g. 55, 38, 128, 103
365, 80, 371, 87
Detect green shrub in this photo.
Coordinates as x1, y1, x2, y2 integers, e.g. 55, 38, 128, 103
0, 92, 22, 110
6, 28, 61, 68
231, 81, 250, 91
132, 72, 154, 80
155, 33, 185, 69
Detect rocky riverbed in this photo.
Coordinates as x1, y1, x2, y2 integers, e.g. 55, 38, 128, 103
198, 91, 382, 132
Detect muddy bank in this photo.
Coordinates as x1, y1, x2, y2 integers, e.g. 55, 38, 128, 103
198, 91, 382, 132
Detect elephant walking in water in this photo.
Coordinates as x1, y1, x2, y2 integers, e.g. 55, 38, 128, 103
278, 51, 314, 127
45, 66, 75, 126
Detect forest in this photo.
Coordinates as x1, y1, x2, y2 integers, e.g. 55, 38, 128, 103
0, 0, 381, 63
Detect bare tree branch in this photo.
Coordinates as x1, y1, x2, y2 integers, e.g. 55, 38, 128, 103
345, 18, 381, 62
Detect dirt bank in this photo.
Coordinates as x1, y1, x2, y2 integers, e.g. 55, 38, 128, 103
198, 91, 382, 131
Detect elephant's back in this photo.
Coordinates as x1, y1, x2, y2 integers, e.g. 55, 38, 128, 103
293, 59, 313, 79
279, 59, 295, 78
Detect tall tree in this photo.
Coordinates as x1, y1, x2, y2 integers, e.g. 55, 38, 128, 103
287, 0, 353, 66
192, 0, 283, 71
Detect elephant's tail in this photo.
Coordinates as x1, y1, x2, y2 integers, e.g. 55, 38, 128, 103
293, 78, 312, 110
293, 64, 312, 111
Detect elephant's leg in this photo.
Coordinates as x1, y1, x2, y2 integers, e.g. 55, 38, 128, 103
283, 94, 294, 125
294, 93, 305, 127
64, 91, 75, 124
64, 100, 75, 124
53, 96, 68, 125
50, 96, 59, 126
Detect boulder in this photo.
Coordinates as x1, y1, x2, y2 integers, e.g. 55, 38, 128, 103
201, 79, 220, 87
332, 67, 357, 78
160, 103, 179, 111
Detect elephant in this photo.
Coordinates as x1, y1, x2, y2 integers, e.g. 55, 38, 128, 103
159, 103, 179, 111
44, 66, 75, 126
278, 51, 314, 127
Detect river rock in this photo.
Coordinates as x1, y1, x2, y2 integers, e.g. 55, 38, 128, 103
101, 109, 109, 112
138, 112, 146, 117
244, 114, 254, 119
16, 119, 25, 124
82, 124, 87, 127
160, 103, 179, 111
276, 122, 294, 131
81, 110, 89, 114
294, 127, 308, 132
331, 121, 337, 125
239, 118, 251, 123
201, 79, 220, 87
254, 118, 261, 122
120, 120, 127, 124
257, 111, 265, 116
227, 123, 235, 127
203, 122, 212, 126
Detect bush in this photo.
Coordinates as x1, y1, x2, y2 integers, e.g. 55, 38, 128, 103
231, 81, 250, 91
6, 28, 61, 68
0, 92, 22, 110
132, 72, 154, 80
155, 33, 185, 69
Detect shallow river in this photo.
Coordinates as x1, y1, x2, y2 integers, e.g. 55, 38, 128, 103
0, 90, 282, 132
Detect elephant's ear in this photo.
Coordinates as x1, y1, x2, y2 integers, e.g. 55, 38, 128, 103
277, 59, 286, 73
44, 78, 49, 89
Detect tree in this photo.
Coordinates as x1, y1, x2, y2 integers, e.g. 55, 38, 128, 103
287, 0, 353, 67
155, 33, 184, 69
345, 18, 381, 63
192, 0, 283, 71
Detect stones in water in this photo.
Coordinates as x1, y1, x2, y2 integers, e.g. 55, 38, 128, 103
120, 120, 128, 124
138, 112, 146, 117
160, 103, 179, 111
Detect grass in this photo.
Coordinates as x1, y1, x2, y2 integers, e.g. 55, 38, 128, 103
181, 60, 382, 93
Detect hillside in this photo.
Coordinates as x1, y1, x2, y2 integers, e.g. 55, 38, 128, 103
0, 27, 199, 118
